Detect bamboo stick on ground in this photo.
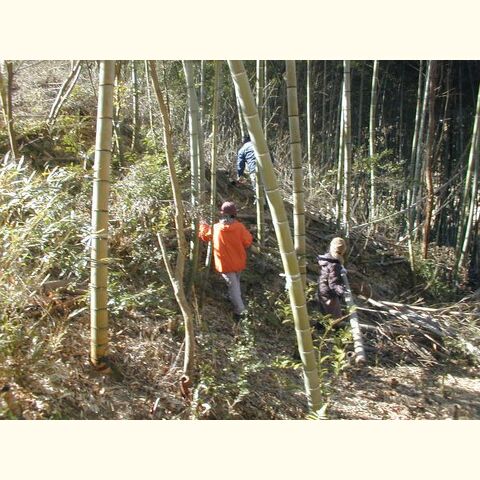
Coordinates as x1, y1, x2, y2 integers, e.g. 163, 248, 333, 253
341, 270, 366, 365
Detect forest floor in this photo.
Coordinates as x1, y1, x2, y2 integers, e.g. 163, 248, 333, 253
1, 171, 479, 420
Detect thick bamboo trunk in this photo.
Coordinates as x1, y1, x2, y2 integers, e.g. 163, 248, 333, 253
228, 60, 321, 412
90, 61, 115, 369
0, 61, 20, 159
286, 61, 307, 289
149, 61, 195, 378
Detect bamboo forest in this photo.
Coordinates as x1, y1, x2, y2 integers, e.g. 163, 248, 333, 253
1, 59, 479, 420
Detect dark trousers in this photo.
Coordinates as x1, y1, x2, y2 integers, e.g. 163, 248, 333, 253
319, 296, 343, 319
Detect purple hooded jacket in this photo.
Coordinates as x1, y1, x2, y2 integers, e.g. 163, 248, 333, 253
317, 253, 346, 302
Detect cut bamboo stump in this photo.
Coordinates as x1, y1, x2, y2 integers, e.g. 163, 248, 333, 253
341, 270, 367, 365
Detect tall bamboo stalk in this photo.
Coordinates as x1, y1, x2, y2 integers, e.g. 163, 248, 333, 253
422, 61, 437, 259
336, 98, 344, 227
206, 61, 222, 269
149, 61, 195, 378
456, 82, 480, 277
264, 61, 268, 139
286, 60, 306, 289
342, 61, 352, 238
357, 65, 365, 144
199, 60, 205, 128
407, 60, 424, 269
90, 60, 115, 369
228, 60, 321, 412
112, 62, 124, 164
131, 61, 140, 150
255, 60, 266, 248
183, 61, 202, 292
306, 60, 313, 188
414, 61, 432, 238
144, 61, 157, 148
0, 61, 20, 159
322, 61, 328, 165
236, 96, 245, 139
369, 60, 379, 222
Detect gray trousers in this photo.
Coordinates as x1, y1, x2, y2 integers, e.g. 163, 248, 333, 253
221, 272, 246, 315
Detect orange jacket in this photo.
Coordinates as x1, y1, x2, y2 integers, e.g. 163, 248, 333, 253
199, 219, 253, 273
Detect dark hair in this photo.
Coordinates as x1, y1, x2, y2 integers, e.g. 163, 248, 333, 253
242, 134, 251, 143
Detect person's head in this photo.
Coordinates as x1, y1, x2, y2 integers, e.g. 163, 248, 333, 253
220, 201, 237, 218
242, 134, 251, 143
329, 237, 347, 262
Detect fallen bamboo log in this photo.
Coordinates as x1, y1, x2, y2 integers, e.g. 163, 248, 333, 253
341, 270, 366, 365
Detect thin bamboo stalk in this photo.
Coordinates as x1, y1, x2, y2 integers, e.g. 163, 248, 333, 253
407, 60, 424, 270
422, 61, 437, 259
306, 60, 313, 189
456, 83, 480, 276
47, 60, 82, 127
131, 61, 140, 150
255, 60, 266, 248
336, 100, 344, 227
149, 61, 195, 378
414, 61, 432, 237
206, 61, 222, 269
183, 61, 202, 292
0, 61, 20, 159
342, 61, 352, 238
369, 60, 379, 223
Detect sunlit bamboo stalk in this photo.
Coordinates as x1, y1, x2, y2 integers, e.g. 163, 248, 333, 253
286, 60, 306, 289
228, 60, 321, 412
90, 60, 115, 369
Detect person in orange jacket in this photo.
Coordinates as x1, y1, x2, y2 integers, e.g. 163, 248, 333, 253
199, 201, 253, 321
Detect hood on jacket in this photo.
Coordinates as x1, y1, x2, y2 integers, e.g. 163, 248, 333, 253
317, 253, 341, 266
